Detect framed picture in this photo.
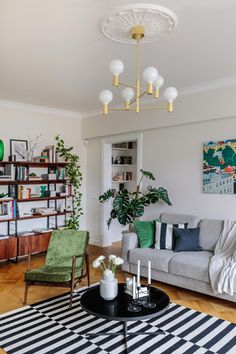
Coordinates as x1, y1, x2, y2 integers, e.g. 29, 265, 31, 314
203, 139, 236, 194
10, 139, 28, 161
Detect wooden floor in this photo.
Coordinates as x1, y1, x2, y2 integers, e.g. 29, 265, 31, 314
0, 241, 236, 327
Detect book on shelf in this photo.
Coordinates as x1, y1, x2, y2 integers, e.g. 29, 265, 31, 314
16, 166, 29, 181
18, 186, 32, 200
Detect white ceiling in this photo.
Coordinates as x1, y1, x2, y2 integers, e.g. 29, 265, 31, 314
0, 0, 236, 116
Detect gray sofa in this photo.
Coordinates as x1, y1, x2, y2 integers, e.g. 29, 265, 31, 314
122, 213, 236, 302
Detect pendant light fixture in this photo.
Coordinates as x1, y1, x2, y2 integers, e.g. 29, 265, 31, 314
99, 4, 178, 115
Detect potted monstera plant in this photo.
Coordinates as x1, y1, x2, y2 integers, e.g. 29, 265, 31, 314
99, 169, 171, 228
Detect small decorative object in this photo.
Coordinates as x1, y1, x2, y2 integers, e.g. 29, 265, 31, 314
143, 261, 156, 309
8, 155, 16, 162
92, 255, 124, 301
127, 276, 141, 312
203, 139, 236, 194
0, 140, 4, 161
40, 186, 47, 197
135, 260, 144, 305
26, 134, 43, 161
10, 139, 28, 161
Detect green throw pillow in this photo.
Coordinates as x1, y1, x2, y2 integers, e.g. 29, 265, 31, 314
134, 221, 155, 248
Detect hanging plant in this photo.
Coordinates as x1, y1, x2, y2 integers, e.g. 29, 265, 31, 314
99, 169, 171, 228
55, 135, 83, 229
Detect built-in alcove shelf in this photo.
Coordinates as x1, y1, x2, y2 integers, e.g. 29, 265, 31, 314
111, 141, 137, 192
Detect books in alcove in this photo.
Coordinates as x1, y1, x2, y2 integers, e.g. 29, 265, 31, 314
0, 198, 17, 220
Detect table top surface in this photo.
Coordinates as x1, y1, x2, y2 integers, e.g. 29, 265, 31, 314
80, 284, 170, 322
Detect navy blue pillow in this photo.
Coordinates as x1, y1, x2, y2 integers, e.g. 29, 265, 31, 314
173, 227, 201, 252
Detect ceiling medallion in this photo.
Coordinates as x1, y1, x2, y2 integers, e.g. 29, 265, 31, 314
99, 4, 178, 115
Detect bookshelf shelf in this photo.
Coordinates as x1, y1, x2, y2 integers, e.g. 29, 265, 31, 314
17, 196, 68, 202
0, 161, 67, 167
17, 211, 72, 221
0, 160, 74, 263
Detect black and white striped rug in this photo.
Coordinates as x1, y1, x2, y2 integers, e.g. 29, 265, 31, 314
0, 285, 236, 354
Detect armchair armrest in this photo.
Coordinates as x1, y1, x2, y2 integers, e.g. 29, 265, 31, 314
122, 231, 138, 272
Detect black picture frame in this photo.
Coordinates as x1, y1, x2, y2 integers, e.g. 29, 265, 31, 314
10, 139, 28, 161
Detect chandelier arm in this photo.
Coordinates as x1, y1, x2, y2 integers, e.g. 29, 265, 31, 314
129, 90, 147, 105
119, 82, 137, 90
119, 81, 146, 92
110, 107, 136, 111
140, 106, 167, 110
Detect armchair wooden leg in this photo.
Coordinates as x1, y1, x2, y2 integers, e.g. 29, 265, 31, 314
86, 254, 90, 287
69, 284, 74, 309
24, 283, 30, 305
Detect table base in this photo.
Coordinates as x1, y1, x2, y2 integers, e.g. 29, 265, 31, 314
84, 322, 165, 353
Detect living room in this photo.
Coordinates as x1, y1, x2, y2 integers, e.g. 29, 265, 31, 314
0, 1, 236, 353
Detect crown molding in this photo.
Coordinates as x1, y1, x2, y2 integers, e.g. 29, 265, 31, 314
0, 99, 82, 119
81, 75, 236, 119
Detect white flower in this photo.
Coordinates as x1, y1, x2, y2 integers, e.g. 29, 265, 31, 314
113, 257, 124, 265
97, 255, 105, 261
109, 255, 117, 261
92, 259, 101, 268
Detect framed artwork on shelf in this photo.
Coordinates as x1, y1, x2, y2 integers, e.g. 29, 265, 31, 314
10, 139, 28, 161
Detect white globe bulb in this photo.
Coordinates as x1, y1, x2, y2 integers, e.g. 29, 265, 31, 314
121, 87, 134, 101
153, 76, 164, 89
143, 67, 158, 84
99, 90, 113, 104
163, 87, 178, 102
109, 59, 124, 75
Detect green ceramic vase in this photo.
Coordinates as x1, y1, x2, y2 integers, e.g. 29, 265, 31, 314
0, 140, 4, 161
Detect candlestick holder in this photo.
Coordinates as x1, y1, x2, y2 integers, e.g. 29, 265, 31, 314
142, 284, 156, 309
134, 285, 144, 305
127, 299, 142, 313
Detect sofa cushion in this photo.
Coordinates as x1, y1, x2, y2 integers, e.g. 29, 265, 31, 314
134, 221, 154, 248
129, 248, 175, 273
173, 227, 201, 252
160, 213, 200, 228
199, 219, 223, 251
169, 251, 213, 283
155, 221, 187, 250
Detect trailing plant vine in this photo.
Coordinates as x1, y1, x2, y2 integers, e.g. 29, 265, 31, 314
55, 135, 83, 229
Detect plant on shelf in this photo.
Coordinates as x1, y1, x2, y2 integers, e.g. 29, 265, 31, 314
55, 135, 83, 229
99, 169, 171, 228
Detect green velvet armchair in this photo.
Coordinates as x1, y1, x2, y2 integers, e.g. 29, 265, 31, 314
24, 230, 90, 308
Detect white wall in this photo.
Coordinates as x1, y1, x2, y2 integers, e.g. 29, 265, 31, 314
84, 81, 236, 246
0, 103, 86, 234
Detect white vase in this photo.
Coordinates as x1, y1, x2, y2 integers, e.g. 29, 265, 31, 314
100, 271, 118, 301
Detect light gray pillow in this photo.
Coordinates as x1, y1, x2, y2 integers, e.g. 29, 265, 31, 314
199, 219, 223, 251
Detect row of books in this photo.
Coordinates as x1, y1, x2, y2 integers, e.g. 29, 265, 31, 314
0, 199, 17, 220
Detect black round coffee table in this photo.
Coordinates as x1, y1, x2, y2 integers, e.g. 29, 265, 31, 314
80, 283, 169, 350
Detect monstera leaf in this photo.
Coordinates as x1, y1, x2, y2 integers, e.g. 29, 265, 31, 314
99, 189, 115, 203
140, 169, 155, 181
146, 186, 172, 205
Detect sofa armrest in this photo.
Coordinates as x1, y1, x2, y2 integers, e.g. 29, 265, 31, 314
121, 231, 138, 272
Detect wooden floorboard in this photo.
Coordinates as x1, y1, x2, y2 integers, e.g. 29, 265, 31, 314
0, 241, 235, 329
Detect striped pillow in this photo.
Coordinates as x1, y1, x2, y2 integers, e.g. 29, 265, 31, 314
155, 221, 187, 250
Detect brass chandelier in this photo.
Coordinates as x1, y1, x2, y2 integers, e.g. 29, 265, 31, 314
99, 5, 178, 115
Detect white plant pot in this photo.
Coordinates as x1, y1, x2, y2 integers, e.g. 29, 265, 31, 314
100, 272, 118, 301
